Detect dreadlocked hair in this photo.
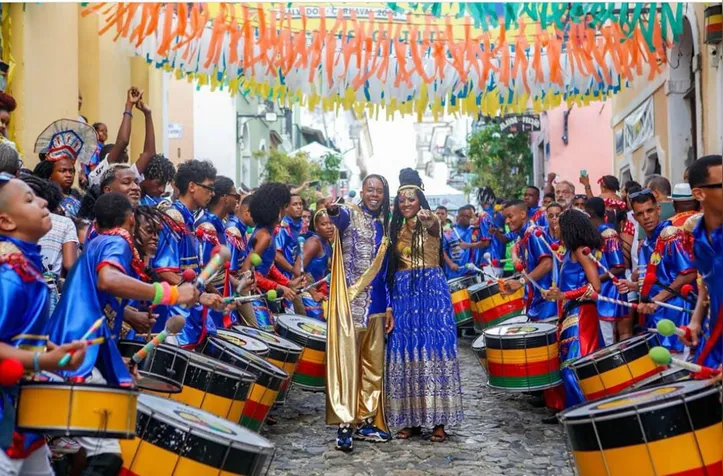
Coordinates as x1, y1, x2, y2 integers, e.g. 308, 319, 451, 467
33, 159, 83, 201
559, 208, 602, 253
363, 174, 391, 235
144, 154, 176, 184
387, 169, 441, 295
134, 205, 165, 260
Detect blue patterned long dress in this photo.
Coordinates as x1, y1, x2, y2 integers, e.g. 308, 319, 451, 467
386, 217, 464, 429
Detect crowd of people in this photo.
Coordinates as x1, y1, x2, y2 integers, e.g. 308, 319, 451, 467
0, 82, 721, 474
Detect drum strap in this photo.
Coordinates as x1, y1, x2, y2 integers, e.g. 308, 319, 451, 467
696, 306, 723, 367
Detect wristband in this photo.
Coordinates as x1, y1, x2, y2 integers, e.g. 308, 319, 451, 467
168, 285, 179, 306
161, 281, 172, 305
33, 352, 41, 373
123, 110, 133, 118
152, 282, 164, 305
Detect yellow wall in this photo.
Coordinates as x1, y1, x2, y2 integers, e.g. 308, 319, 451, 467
6, 4, 163, 167
167, 77, 195, 166
9, 3, 79, 164
694, 3, 722, 155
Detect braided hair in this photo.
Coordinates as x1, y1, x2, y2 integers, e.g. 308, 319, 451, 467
362, 174, 390, 235
559, 208, 602, 253
387, 168, 441, 293
134, 205, 165, 262
477, 186, 496, 207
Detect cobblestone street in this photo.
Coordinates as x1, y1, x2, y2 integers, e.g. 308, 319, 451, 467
265, 336, 576, 476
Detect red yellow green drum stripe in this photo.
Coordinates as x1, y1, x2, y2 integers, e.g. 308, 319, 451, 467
578, 364, 666, 401
239, 384, 280, 432
293, 347, 326, 390
451, 292, 473, 324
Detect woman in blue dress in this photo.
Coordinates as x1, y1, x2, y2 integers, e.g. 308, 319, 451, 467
385, 169, 463, 442
301, 208, 334, 320
545, 209, 603, 409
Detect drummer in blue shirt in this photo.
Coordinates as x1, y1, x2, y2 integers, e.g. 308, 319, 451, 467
683, 155, 723, 371
442, 205, 488, 279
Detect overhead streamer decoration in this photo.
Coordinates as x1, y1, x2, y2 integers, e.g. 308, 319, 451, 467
82, 2, 684, 119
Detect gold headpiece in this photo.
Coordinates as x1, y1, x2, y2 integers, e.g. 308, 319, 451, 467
397, 185, 422, 199
313, 207, 328, 222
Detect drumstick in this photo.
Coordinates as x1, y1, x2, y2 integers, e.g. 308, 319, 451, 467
224, 290, 279, 304
533, 229, 561, 263
589, 291, 638, 310
59, 317, 104, 367
581, 247, 620, 284
514, 262, 548, 293
297, 236, 305, 274
465, 263, 497, 282
649, 346, 721, 378
195, 246, 231, 290
130, 315, 186, 365
655, 318, 693, 341
299, 274, 330, 293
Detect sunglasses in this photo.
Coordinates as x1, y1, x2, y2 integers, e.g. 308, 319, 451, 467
225, 192, 241, 200
194, 182, 215, 193
573, 194, 588, 200
694, 183, 722, 189
629, 188, 653, 199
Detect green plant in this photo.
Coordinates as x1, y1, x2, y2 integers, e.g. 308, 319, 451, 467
467, 123, 532, 199
254, 149, 342, 198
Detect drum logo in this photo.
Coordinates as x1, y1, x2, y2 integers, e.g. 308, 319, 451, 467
174, 409, 236, 436
299, 322, 326, 336
595, 386, 678, 410
505, 326, 537, 334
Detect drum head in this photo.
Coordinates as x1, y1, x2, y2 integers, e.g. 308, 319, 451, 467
471, 334, 486, 351
503, 316, 529, 325
137, 394, 274, 453
210, 337, 289, 381
561, 380, 716, 421
178, 349, 256, 383
276, 314, 327, 344
216, 329, 269, 355
448, 275, 478, 291
232, 325, 302, 353
483, 322, 556, 339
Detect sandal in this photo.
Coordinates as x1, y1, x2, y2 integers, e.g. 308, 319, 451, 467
429, 426, 448, 443
395, 427, 422, 440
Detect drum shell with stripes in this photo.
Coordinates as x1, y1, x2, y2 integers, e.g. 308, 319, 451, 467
230, 325, 302, 406
448, 276, 479, 327
120, 394, 274, 476
559, 380, 723, 476
17, 381, 138, 439
569, 333, 667, 401
483, 322, 561, 391
152, 350, 256, 424
470, 280, 525, 333
471, 316, 529, 374
275, 315, 326, 392
201, 337, 289, 432
118, 340, 189, 394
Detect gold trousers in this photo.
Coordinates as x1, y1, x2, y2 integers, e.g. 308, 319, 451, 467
326, 315, 388, 429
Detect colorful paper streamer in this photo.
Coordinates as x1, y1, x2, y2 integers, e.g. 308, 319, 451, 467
82, 2, 684, 118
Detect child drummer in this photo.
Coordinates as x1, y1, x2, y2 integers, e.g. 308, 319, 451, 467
47, 193, 200, 473
0, 173, 87, 475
